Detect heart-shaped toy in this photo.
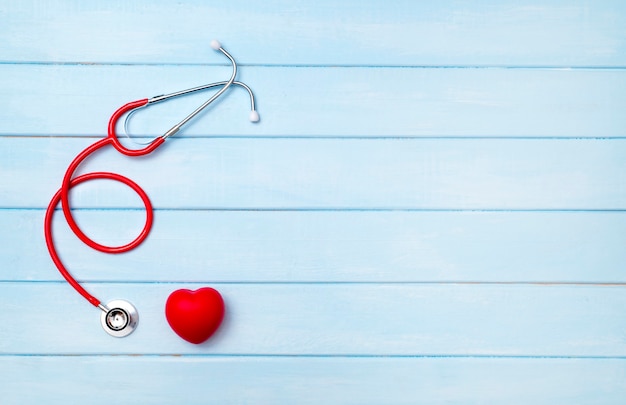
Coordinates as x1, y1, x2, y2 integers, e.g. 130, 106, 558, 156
165, 287, 225, 344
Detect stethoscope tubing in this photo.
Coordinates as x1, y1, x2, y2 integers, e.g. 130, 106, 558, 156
44, 99, 163, 309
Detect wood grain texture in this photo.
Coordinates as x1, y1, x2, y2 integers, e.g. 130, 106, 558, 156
1, 65, 625, 137
1, 0, 625, 402
1, 283, 626, 356
2, 356, 626, 405
2, 137, 625, 209
3, 210, 626, 283
1, 0, 625, 66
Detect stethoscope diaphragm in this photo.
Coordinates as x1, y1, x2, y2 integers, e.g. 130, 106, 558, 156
100, 300, 139, 338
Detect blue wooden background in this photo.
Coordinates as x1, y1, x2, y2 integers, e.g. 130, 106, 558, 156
1, 0, 626, 403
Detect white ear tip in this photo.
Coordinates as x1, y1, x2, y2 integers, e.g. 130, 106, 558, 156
210, 39, 222, 50
249, 110, 260, 123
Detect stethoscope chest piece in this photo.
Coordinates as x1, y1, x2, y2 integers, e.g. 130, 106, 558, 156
100, 300, 139, 338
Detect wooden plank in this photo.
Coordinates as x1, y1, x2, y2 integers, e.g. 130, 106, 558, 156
2, 137, 625, 209
1, 0, 626, 66
1, 65, 625, 137
1, 283, 625, 356
4, 210, 626, 283
1, 356, 625, 405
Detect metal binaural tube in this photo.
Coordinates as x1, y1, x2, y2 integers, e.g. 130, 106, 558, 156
160, 45, 238, 139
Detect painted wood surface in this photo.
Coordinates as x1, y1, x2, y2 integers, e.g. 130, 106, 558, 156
4, 210, 626, 283
3, 138, 626, 209
2, 283, 626, 356
1, 65, 625, 137
2, 0, 626, 66
3, 357, 626, 405
1, 0, 625, 403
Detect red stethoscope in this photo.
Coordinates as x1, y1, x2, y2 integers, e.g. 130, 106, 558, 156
44, 40, 259, 343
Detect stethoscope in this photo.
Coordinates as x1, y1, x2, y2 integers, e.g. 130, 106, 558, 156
44, 40, 258, 339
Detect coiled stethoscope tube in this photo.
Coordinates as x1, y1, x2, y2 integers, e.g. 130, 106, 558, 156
44, 40, 258, 338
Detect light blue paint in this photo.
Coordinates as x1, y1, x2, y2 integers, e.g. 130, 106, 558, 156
0, 0, 625, 403
2, 137, 626, 209
3, 357, 626, 405
1, 283, 626, 356
1, 0, 626, 66
1, 65, 625, 137
3, 210, 626, 283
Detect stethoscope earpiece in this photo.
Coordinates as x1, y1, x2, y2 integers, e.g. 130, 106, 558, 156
100, 300, 139, 338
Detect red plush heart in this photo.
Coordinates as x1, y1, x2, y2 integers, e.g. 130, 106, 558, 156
165, 287, 225, 344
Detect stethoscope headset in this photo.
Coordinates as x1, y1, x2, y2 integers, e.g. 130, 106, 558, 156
44, 40, 259, 341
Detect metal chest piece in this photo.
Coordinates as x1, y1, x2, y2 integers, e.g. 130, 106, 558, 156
100, 300, 139, 337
